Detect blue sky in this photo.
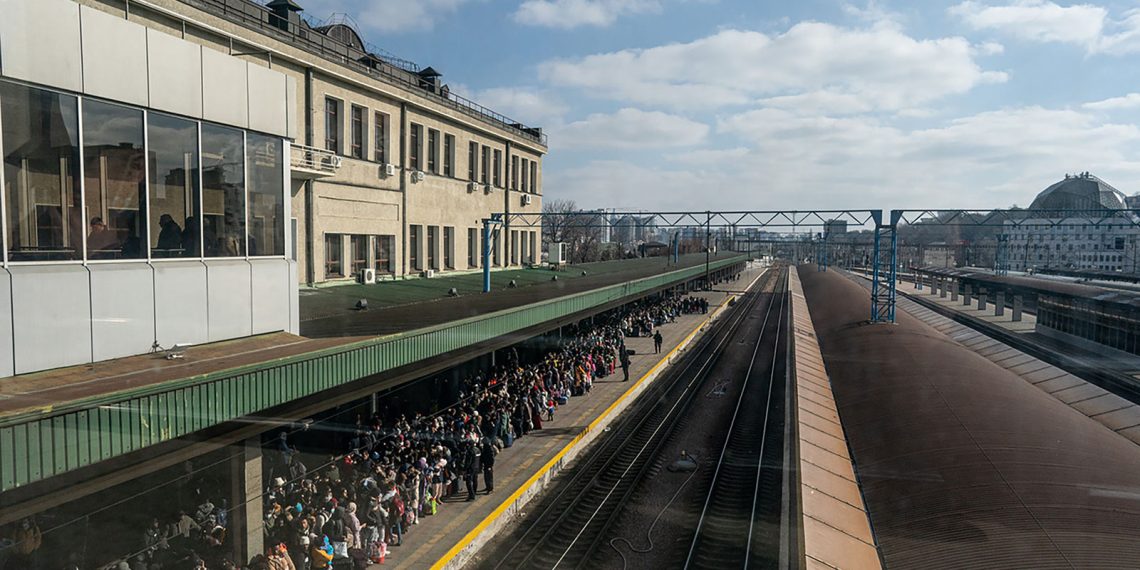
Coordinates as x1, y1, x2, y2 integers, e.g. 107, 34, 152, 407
292, 0, 1140, 212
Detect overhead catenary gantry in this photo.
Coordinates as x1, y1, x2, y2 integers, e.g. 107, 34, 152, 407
492, 207, 1140, 324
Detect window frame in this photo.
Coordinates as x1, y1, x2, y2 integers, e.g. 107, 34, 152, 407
324, 97, 341, 154
350, 104, 366, 160
373, 112, 389, 164
409, 123, 422, 171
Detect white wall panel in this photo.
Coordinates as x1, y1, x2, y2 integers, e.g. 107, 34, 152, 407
80, 5, 148, 107
288, 260, 300, 334
0, 0, 82, 92
0, 269, 13, 378
147, 29, 203, 119
250, 259, 290, 334
248, 62, 287, 137
201, 47, 249, 129
286, 76, 298, 140
154, 261, 209, 347
90, 264, 155, 361
10, 265, 91, 374
206, 260, 253, 341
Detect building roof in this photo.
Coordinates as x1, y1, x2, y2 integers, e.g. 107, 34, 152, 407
1029, 173, 1127, 211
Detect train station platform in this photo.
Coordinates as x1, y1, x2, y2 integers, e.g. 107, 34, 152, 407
0, 255, 746, 517
381, 263, 768, 570
802, 267, 1140, 568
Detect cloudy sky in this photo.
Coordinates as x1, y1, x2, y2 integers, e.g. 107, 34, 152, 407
293, 0, 1140, 212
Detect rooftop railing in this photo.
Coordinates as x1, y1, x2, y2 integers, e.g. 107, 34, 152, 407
178, 0, 548, 146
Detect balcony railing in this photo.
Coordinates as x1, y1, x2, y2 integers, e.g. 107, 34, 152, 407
290, 143, 341, 179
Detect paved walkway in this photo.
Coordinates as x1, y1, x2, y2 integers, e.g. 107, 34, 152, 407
379, 265, 767, 569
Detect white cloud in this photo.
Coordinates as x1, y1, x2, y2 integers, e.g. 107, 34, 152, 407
513, 0, 660, 29
1084, 93, 1140, 111
470, 87, 569, 126
544, 105, 1140, 210
299, 0, 472, 33
950, 1, 1140, 54
538, 25, 1005, 112
552, 108, 708, 149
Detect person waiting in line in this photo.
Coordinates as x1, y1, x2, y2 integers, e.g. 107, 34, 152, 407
620, 345, 631, 381
156, 214, 183, 256
87, 217, 118, 258
654, 330, 664, 354
481, 437, 498, 494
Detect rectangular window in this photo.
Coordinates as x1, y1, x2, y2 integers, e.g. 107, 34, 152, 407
84, 99, 147, 260
350, 105, 365, 159
511, 230, 519, 265
427, 225, 438, 270
443, 134, 455, 177
511, 155, 519, 190
247, 134, 285, 256
481, 146, 489, 184
374, 112, 389, 163
493, 149, 502, 187
202, 124, 246, 257
530, 231, 537, 264
350, 234, 368, 275
324, 97, 340, 153
409, 225, 421, 270
372, 235, 394, 274
530, 161, 537, 193
427, 128, 439, 174
324, 233, 342, 277
1, 81, 82, 262
149, 112, 200, 258
467, 141, 477, 181
521, 158, 528, 194
410, 123, 422, 171
468, 228, 478, 267
444, 226, 454, 269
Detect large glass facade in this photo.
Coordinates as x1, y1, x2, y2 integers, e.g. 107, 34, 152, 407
0, 81, 82, 262
0, 79, 286, 263
148, 113, 200, 258
247, 133, 284, 256
201, 124, 246, 257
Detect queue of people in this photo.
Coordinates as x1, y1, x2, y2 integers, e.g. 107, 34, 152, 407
0, 290, 711, 570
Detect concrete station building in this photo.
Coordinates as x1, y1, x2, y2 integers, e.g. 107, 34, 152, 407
0, 0, 546, 375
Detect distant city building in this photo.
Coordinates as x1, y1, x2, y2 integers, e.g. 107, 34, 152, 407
824, 219, 848, 236
1004, 173, 1140, 272
923, 243, 957, 268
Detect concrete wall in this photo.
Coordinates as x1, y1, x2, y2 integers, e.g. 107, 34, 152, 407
0, 259, 295, 376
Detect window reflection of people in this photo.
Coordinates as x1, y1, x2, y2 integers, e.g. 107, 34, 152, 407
86, 217, 118, 259
157, 214, 183, 256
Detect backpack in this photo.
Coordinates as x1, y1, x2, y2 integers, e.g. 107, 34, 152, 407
323, 516, 345, 541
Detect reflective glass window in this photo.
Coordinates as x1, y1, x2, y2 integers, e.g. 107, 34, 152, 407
0, 80, 82, 261
148, 113, 200, 258
201, 124, 245, 257
372, 234, 393, 274
83, 99, 146, 260
247, 133, 284, 256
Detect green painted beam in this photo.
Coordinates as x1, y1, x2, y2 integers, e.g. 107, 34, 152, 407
0, 256, 745, 493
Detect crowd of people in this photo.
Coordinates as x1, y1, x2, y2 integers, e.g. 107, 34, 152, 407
2, 291, 712, 570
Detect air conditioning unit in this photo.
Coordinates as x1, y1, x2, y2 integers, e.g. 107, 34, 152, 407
358, 267, 376, 284
383, 163, 396, 177
467, 181, 478, 193
483, 184, 493, 195
521, 194, 533, 206
324, 155, 342, 169
411, 170, 425, 183
422, 269, 436, 278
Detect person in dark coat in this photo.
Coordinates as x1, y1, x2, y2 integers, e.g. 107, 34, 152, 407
620, 346, 631, 381
464, 441, 481, 501
481, 438, 498, 494
653, 330, 663, 354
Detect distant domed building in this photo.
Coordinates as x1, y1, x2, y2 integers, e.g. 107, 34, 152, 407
1029, 172, 1127, 211
1006, 173, 1139, 273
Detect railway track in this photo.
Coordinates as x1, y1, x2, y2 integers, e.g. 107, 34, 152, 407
685, 269, 789, 569
483, 267, 785, 570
